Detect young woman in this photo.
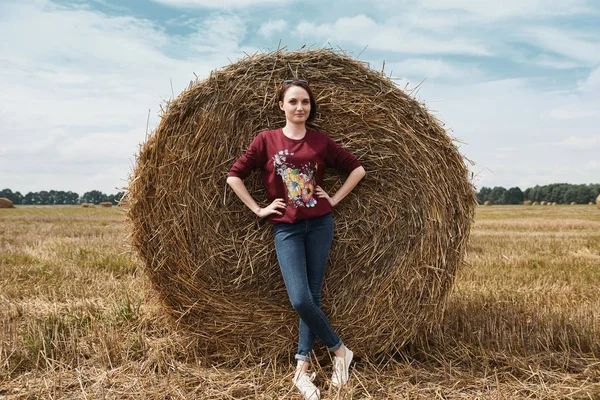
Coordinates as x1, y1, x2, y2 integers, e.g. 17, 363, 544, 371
226, 79, 365, 399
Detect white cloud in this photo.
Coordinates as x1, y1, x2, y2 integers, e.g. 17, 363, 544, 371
579, 66, 600, 91
521, 27, 600, 64
555, 135, 599, 150
367, 1, 596, 73
57, 132, 142, 161
415, 72, 600, 189
418, 0, 594, 19
258, 19, 287, 38
0, 1, 248, 194
1, 0, 599, 195
533, 55, 581, 70
548, 105, 598, 120
296, 15, 490, 56
150, 0, 284, 8
383, 58, 482, 80
186, 14, 247, 53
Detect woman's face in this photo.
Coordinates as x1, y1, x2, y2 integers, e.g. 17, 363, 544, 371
279, 86, 311, 124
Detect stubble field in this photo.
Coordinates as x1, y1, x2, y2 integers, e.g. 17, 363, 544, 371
1, 205, 599, 399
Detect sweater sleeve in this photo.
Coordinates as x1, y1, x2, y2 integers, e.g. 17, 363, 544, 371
228, 132, 268, 179
324, 133, 362, 173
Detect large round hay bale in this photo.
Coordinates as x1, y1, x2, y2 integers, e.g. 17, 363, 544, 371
124, 49, 476, 362
533, 201, 540, 206
523, 200, 532, 206
597, 194, 600, 209
541, 201, 547, 206
483, 200, 492, 206
570, 201, 577, 205
0, 198, 14, 208
99, 202, 113, 208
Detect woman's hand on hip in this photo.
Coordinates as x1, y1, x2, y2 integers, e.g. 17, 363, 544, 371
316, 186, 337, 207
256, 198, 286, 218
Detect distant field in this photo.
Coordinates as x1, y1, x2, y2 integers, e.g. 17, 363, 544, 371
1, 205, 599, 399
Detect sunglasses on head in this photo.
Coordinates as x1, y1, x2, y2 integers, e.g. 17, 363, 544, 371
283, 79, 308, 84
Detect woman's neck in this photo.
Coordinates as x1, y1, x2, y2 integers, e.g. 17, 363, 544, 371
282, 123, 307, 139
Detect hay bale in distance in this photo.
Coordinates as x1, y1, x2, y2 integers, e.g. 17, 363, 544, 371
124, 49, 477, 362
99, 202, 113, 208
523, 200, 532, 206
0, 198, 15, 208
483, 201, 492, 206
597, 194, 600, 209
570, 201, 577, 205
541, 201, 547, 206
533, 201, 540, 206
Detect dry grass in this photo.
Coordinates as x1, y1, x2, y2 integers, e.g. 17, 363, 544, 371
1, 205, 600, 398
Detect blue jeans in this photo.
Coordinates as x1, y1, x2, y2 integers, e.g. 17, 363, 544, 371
273, 213, 343, 362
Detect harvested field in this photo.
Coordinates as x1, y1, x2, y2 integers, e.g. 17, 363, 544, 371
1, 205, 600, 398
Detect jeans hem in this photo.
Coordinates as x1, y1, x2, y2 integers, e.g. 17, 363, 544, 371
328, 339, 343, 352
295, 353, 311, 362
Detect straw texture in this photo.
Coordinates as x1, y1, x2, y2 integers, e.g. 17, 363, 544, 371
0, 197, 14, 208
124, 49, 476, 362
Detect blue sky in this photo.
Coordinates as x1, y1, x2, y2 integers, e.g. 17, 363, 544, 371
1, 0, 599, 195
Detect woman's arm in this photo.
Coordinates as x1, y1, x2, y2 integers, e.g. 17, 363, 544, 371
226, 176, 286, 217
315, 166, 366, 207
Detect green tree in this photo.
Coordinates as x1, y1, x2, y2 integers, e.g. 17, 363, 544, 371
107, 191, 125, 205
37, 191, 52, 205
477, 187, 492, 204
65, 191, 79, 204
505, 187, 524, 204
81, 190, 107, 204
490, 186, 507, 204
0, 188, 23, 204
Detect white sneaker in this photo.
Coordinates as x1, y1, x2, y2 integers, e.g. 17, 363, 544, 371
331, 347, 353, 388
293, 371, 320, 400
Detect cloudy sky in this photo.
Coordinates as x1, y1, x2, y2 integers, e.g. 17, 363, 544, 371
1, 0, 599, 195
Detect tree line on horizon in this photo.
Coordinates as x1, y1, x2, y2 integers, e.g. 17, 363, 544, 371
2, 183, 599, 206
477, 183, 600, 205
0, 189, 124, 205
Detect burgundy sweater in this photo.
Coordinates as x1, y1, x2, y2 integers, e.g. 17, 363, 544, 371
228, 128, 362, 224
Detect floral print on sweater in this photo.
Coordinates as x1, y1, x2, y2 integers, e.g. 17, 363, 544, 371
273, 149, 318, 208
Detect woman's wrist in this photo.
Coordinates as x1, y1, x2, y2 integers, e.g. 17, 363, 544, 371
330, 195, 339, 207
